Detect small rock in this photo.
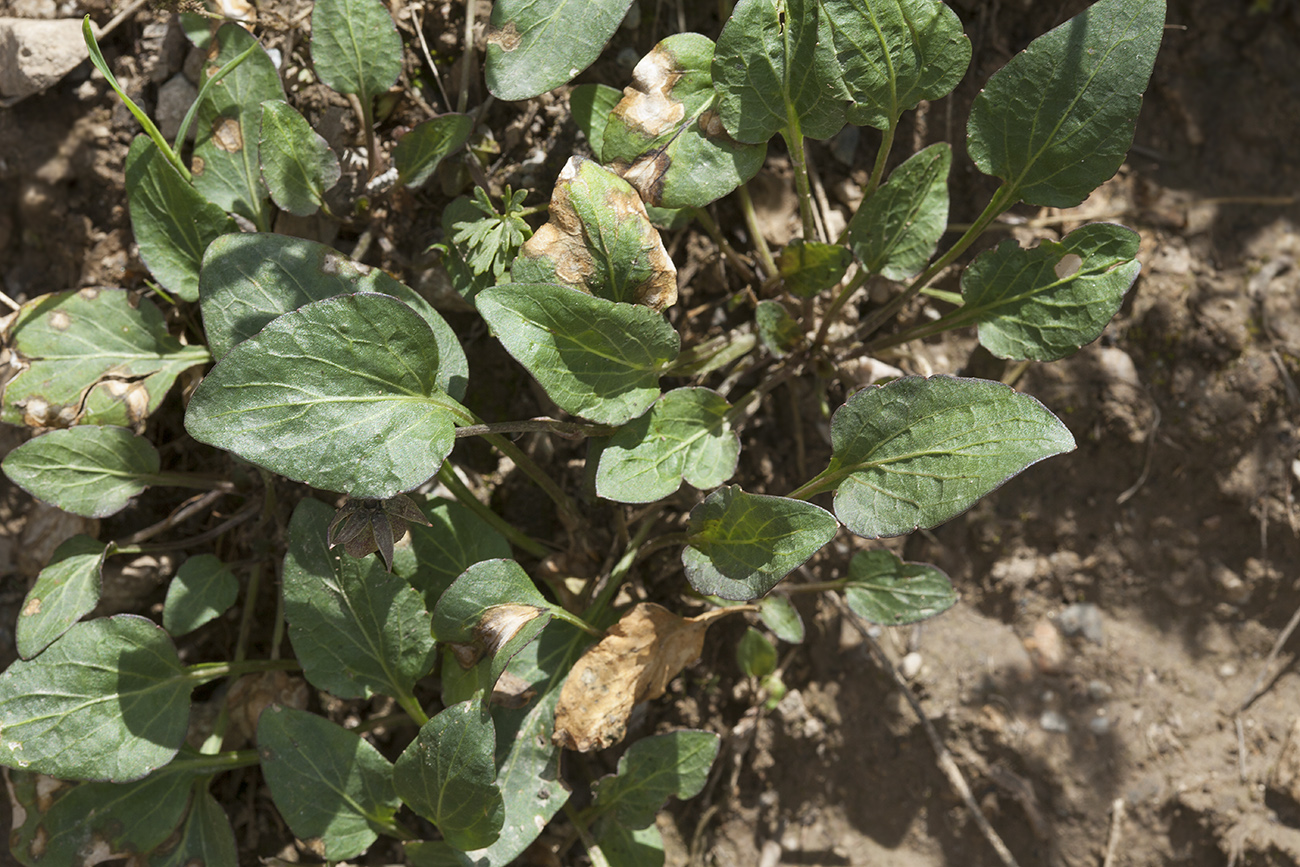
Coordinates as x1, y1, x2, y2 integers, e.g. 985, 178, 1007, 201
1088, 714, 1112, 736
0, 18, 89, 101
1211, 561, 1252, 606
1087, 679, 1113, 701
1268, 717, 1300, 809
1026, 617, 1066, 673
1218, 662, 1238, 679
899, 651, 923, 680
155, 74, 197, 141
1058, 602, 1105, 645
1040, 710, 1070, 734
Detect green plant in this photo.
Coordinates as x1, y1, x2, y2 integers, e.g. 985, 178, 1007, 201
0, 0, 1165, 864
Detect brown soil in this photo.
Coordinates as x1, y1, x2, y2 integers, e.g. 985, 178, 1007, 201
2, 1, 1299, 866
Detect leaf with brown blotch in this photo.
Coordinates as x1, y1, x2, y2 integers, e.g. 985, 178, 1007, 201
553, 603, 731, 752
511, 156, 677, 312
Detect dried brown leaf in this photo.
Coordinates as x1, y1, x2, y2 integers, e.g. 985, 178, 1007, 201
552, 602, 713, 752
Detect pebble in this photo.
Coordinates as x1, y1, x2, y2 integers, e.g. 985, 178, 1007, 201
1040, 710, 1070, 734
1087, 679, 1113, 701
899, 652, 922, 680
155, 74, 197, 141
1058, 602, 1105, 645
0, 17, 88, 101
1088, 714, 1112, 736
1218, 662, 1238, 679
1027, 617, 1066, 673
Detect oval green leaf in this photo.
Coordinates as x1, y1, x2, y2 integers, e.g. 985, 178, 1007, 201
476, 283, 680, 425
755, 300, 804, 358
282, 497, 438, 700
1, 288, 211, 428
596, 387, 740, 504
821, 0, 971, 130
484, 0, 634, 101
0, 615, 192, 782
713, 0, 848, 143
198, 232, 468, 399
822, 375, 1076, 538
15, 535, 105, 660
759, 594, 805, 643
590, 729, 720, 828
186, 293, 461, 498
259, 99, 341, 216
395, 113, 473, 189
191, 24, 284, 228
683, 485, 839, 600
778, 239, 852, 299
394, 700, 505, 851
602, 33, 767, 209
843, 549, 957, 625
258, 705, 401, 861
148, 785, 238, 867
163, 554, 239, 637
966, 0, 1166, 207
736, 627, 778, 679
847, 142, 950, 281
310, 0, 403, 101
959, 222, 1141, 361
391, 498, 513, 612
2, 425, 160, 518
126, 135, 238, 302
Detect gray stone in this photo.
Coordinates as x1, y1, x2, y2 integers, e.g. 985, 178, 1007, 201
0, 17, 88, 101
1058, 602, 1105, 645
155, 74, 197, 141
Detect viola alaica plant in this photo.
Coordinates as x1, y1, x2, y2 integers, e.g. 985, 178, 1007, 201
0, 0, 1165, 863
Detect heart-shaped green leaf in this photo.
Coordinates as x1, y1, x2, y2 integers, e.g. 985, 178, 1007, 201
191, 24, 283, 229
821, 375, 1076, 537
512, 157, 678, 311
395, 113, 473, 189
484, 0, 634, 101
967, 0, 1165, 207
198, 232, 468, 399
126, 136, 237, 302
778, 240, 852, 299
310, 0, 403, 102
8, 767, 196, 867
594, 822, 664, 867
258, 705, 401, 861
848, 142, 950, 281
163, 554, 239, 637
395, 700, 505, 851
596, 387, 739, 504
736, 627, 778, 678
186, 293, 463, 498
282, 498, 438, 700
0, 615, 191, 781
259, 99, 341, 216
391, 498, 513, 612
2, 425, 160, 518
15, 534, 106, 660
148, 785, 238, 867
958, 222, 1141, 361
602, 34, 767, 209
591, 729, 720, 828
713, 0, 848, 143
476, 283, 679, 425
2, 288, 210, 429
821, 0, 971, 130
683, 486, 839, 600
843, 549, 957, 624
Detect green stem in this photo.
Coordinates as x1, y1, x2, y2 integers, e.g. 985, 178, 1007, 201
583, 520, 675, 626
144, 471, 239, 492
437, 463, 551, 559
360, 95, 379, 180
548, 607, 605, 638
396, 693, 430, 728
480, 431, 583, 526
184, 657, 300, 685
166, 750, 261, 773
851, 182, 1018, 344
722, 362, 796, 427
811, 267, 870, 348
782, 124, 820, 243
736, 183, 779, 280
786, 578, 847, 594
785, 467, 838, 501
454, 418, 615, 439
862, 121, 897, 200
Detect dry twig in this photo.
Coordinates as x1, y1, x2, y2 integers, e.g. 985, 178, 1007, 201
833, 595, 1021, 867
1101, 797, 1125, 867
1237, 595, 1300, 713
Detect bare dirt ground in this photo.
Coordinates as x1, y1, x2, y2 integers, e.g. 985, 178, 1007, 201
1, 0, 1299, 865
